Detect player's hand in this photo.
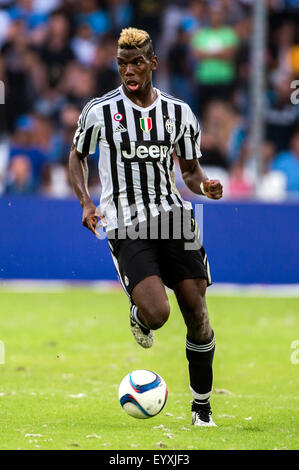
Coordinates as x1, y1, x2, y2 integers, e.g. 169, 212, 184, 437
82, 201, 102, 236
203, 179, 223, 200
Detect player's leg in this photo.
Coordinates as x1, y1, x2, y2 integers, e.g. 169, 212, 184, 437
158, 209, 215, 424
174, 278, 216, 426
108, 238, 170, 348
131, 275, 170, 331
129, 274, 170, 348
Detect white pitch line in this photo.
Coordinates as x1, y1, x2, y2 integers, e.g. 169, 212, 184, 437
207, 283, 299, 297
0, 279, 120, 293
0, 280, 298, 297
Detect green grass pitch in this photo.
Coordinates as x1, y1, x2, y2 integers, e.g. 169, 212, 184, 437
0, 288, 298, 450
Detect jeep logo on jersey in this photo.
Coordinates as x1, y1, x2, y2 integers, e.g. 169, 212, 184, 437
120, 141, 170, 162
140, 117, 152, 132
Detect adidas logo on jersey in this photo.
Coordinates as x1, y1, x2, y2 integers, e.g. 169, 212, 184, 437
114, 123, 127, 133
120, 141, 170, 162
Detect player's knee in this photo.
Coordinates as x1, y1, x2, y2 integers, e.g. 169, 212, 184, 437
144, 301, 170, 330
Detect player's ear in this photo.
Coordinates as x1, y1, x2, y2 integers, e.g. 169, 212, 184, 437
150, 56, 158, 71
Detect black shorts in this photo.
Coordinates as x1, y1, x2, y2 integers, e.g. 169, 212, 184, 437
108, 235, 212, 297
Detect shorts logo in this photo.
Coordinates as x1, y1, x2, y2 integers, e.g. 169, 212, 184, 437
165, 118, 175, 134
124, 275, 129, 286
140, 117, 152, 132
120, 140, 170, 162
114, 113, 123, 122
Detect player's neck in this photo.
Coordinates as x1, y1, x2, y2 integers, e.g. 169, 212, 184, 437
122, 83, 157, 108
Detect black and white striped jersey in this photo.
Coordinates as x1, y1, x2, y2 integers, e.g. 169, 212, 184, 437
73, 85, 202, 231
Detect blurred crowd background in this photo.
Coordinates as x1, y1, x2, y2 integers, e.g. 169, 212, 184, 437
0, 0, 299, 201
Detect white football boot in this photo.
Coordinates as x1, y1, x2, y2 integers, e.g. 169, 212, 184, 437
191, 402, 217, 427
130, 303, 154, 349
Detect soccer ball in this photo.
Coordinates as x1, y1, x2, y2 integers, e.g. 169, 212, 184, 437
118, 370, 168, 419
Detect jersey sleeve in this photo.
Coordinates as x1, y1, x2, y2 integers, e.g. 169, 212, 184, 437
73, 101, 101, 156
175, 105, 202, 160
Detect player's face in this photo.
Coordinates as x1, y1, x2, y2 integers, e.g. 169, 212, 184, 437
117, 48, 157, 94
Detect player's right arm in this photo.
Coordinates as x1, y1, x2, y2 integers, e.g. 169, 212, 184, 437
68, 144, 99, 236
69, 103, 102, 236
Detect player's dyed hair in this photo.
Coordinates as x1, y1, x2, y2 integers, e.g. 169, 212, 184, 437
118, 27, 155, 59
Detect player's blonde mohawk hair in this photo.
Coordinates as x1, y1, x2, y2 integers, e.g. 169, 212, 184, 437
118, 27, 154, 58
118, 27, 150, 48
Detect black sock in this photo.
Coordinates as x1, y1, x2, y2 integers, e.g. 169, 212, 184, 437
186, 332, 215, 405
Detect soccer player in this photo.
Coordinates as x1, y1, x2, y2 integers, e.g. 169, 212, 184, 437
69, 28, 223, 426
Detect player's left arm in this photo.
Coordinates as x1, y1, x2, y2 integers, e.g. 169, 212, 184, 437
179, 158, 223, 200
176, 105, 223, 200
